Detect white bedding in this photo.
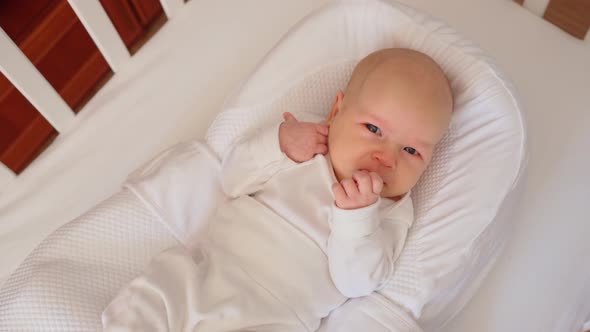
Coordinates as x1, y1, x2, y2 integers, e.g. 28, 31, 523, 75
402, 1, 590, 331
0, 189, 179, 331
0, 0, 589, 331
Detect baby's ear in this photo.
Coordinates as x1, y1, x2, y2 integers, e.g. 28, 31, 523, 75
326, 91, 344, 123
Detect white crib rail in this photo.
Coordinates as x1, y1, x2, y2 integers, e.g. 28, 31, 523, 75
67, 0, 130, 73
160, 0, 186, 19
520, 0, 550, 16
0, 163, 16, 189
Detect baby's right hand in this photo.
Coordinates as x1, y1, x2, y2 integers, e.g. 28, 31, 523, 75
279, 112, 329, 163
332, 170, 384, 210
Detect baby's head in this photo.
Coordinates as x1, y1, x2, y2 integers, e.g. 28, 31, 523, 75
326, 48, 453, 200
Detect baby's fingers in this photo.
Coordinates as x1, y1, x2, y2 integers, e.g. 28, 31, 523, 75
283, 112, 297, 122
332, 183, 348, 205
314, 143, 328, 155
340, 179, 358, 198
316, 133, 328, 144
352, 171, 372, 194
315, 123, 329, 136
369, 172, 384, 194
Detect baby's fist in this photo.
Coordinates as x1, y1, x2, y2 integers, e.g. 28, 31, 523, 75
332, 171, 383, 210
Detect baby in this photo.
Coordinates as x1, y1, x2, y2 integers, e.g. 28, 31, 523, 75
102, 48, 453, 331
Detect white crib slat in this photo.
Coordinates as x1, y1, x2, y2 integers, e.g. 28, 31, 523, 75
0, 163, 16, 188
67, 0, 130, 73
522, 0, 550, 17
0, 28, 75, 133
160, 0, 185, 19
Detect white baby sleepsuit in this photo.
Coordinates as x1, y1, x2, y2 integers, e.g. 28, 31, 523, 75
102, 122, 414, 331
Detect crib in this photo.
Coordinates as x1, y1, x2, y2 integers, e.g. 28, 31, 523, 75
1, 0, 589, 331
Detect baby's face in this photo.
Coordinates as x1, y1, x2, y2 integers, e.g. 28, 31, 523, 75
327, 66, 451, 200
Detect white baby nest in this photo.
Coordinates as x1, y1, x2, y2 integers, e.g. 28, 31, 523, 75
0, 0, 526, 331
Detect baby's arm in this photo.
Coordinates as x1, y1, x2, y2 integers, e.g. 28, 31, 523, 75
221, 112, 329, 197
220, 120, 287, 197
328, 171, 413, 298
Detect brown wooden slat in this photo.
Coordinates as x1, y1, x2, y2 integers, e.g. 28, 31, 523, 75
60, 51, 112, 112
0, 116, 19, 153
0, 52, 111, 174
0, 0, 55, 44
0, 1, 77, 102
0, 80, 42, 151
100, 0, 165, 55
35, 20, 111, 110
128, 11, 167, 55
544, 0, 590, 39
128, 0, 163, 27
0, 115, 57, 174
99, 0, 143, 48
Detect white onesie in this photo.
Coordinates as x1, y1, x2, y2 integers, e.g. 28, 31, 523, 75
102, 122, 414, 332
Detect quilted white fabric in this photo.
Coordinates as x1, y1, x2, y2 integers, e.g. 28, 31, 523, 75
0, 190, 179, 331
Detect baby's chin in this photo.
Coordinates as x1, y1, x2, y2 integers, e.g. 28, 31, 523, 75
380, 185, 407, 201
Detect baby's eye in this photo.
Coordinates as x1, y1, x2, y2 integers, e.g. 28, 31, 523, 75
365, 123, 381, 135
404, 147, 419, 156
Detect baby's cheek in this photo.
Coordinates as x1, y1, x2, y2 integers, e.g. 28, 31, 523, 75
330, 161, 346, 183
380, 178, 412, 200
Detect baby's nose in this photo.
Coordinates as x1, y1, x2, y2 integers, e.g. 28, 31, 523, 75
373, 150, 397, 169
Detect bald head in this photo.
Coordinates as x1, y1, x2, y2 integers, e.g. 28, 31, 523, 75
344, 48, 453, 117
326, 49, 454, 198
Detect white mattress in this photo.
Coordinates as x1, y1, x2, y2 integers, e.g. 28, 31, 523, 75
0, 0, 589, 331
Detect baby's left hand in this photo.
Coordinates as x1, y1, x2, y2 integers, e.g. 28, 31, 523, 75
332, 170, 384, 210
279, 112, 329, 163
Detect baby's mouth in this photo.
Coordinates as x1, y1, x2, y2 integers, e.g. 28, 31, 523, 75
357, 168, 388, 186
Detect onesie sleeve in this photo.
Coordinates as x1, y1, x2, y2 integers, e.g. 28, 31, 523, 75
327, 196, 414, 298
220, 122, 294, 198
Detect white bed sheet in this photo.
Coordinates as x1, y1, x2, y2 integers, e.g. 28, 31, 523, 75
0, 0, 589, 331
